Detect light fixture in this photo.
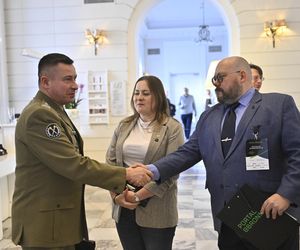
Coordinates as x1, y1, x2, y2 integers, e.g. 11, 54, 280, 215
21, 48, 44, 59
195, 1, 213, 43
264, 19, 287, 48
85, 29, 105, 55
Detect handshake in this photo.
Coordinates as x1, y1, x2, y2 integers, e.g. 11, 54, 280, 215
110, 163, 153, 211
125, 163, 153, 187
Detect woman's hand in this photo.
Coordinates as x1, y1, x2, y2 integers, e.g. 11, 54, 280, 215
114, 189, 139, 210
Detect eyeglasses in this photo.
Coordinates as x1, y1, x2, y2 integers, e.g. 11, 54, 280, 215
211, 71, 241, 85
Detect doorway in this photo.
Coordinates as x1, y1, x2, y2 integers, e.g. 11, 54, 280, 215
169, 73, 205, 123
128, 0, 240, 89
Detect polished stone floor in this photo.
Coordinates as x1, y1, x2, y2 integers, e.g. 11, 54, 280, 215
0, 163, 219, 249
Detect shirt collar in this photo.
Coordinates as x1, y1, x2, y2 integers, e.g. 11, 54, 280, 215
238, 87, 255, 107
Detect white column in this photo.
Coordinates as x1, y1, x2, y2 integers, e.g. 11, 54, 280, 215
0, 0, 9, 124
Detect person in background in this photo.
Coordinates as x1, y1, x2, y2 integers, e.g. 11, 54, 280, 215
205, 89, 213, 110
167, 98, 176, 117
178, 87, 197, 139
106, 75, 184, 250
144, 56, 300, 250
11, 53, 152, 250
250, 63, 264, 91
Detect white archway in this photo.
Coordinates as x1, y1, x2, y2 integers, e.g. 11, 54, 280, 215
127, 0, 240, 86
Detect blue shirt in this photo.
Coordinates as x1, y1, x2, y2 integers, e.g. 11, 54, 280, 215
178, 94, 196, 115
222, 88, 255, 131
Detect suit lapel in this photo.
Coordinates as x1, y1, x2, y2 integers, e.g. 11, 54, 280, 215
144, 122, 168, 164
61, 109, 84, 155
225, 92, 262, 159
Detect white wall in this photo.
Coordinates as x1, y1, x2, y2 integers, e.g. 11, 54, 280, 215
2, 0, 300, 160
232, 0, 300, 106
3, 0, 137, 161
0, 0, 9, 124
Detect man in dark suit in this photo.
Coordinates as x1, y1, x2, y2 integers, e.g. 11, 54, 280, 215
12, 53, 152, 250
144, 56, 300, 249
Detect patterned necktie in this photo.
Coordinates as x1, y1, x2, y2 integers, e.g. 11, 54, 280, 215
221, 102, 239, 157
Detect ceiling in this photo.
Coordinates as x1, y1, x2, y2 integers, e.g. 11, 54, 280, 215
145, 0, 224, 30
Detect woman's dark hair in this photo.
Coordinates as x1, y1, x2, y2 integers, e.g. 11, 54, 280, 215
126, 75, 169, 124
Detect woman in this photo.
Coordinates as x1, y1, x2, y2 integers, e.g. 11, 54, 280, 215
106, 75, 184, 250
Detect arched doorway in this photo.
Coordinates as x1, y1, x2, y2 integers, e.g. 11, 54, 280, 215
128, 0, 240, 89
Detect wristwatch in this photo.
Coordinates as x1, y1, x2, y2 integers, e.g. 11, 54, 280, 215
134, 193, 140, 203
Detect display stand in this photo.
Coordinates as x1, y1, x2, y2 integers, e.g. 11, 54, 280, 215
87, 71, 109, 124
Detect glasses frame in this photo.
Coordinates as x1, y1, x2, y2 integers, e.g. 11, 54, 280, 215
211, 70, 241, 85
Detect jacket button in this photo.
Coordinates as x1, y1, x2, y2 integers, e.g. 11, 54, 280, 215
56, 204, 60, 208
220, 184, 224, 189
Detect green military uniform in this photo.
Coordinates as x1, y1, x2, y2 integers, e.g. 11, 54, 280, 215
12, 91, 126, 248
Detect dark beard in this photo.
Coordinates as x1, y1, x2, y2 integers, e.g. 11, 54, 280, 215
215, 85, 241, 104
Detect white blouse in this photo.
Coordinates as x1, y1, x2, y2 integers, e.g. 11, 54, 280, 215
123, 118, 154, 166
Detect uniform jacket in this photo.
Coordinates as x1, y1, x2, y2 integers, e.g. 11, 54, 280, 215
106, 116, 184, 228
155, 91, 300, 231
12, 91, 126, 247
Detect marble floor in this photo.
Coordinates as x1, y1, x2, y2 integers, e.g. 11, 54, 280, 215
0, 163, 219, 250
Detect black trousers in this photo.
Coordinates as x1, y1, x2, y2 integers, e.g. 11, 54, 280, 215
116, 208, 176, 250
22, 247, 75, 250
218, 223, 299, 250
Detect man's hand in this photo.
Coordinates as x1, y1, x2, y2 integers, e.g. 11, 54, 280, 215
260, 193, 290, 219
126, 164, 153, 186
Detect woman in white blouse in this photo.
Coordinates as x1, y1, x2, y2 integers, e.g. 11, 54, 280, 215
106, 75, 184, 250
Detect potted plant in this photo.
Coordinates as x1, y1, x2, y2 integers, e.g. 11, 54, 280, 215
65, 84, 84, 109
65, 84, 84, 119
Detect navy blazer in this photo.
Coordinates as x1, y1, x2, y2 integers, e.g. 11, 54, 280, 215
155, 91, 300, 231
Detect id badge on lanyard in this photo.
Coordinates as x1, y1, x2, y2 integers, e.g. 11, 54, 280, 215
246, 126, 269, 171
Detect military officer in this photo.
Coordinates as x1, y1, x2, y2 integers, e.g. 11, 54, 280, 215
11, 53, 152, 250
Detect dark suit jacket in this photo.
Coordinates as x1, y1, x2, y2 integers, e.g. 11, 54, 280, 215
155, 91, 300, 231
12, 91, 126, 247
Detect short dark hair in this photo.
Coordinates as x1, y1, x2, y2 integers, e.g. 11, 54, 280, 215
127, 75, 169, 124
249, 63, 263, 78
38, 53, 73, 84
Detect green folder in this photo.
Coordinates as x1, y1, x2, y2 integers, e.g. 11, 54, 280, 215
217, 184, 299, 250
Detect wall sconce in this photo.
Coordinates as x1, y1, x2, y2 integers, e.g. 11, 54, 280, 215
264, 19, 287, 48
85, 29, 105, 55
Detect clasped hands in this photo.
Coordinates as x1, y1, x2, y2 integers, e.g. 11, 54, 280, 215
114, 189, 139, 210
115, 163, 151, 210
125, 163, 152, 187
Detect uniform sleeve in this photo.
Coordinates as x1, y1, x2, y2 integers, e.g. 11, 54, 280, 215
23, 108, 126, 193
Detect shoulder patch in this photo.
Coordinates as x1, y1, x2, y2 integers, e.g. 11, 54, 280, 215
45, 123, 61, 138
